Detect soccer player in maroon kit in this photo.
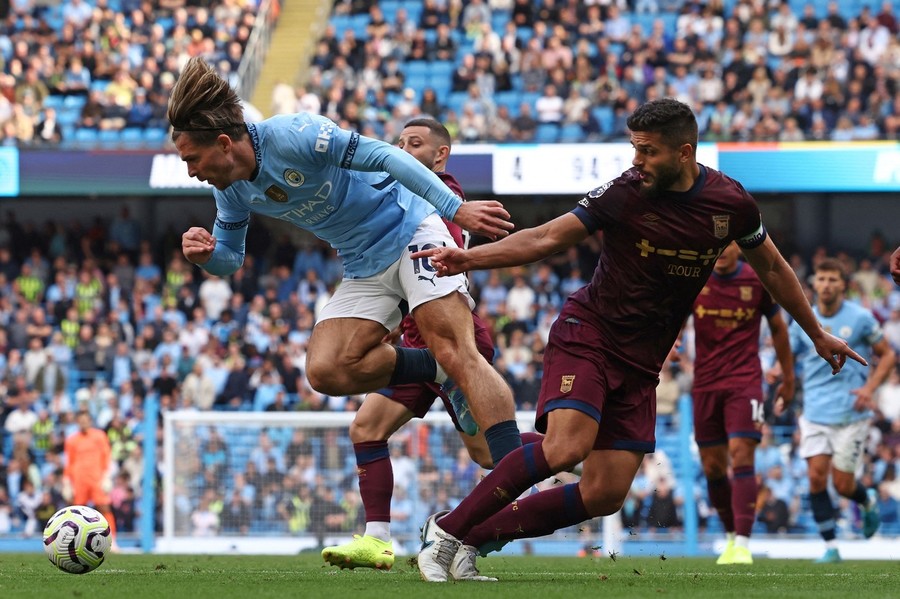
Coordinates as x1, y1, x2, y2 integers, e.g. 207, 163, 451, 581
322, 119, 536, 574
412, 98, 866, 582
691, 241, 795, 565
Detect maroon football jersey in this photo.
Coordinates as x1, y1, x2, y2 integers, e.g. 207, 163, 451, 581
567, 165, 765, 377
692, 262, 778, 392
402, 172, 468, 349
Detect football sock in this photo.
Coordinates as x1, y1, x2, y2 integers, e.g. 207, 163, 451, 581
464, 483, 590, 549
707, 475, 735, 532
364, 521, 390, 541
849, 482, 869, 506
810, 490, 837, 541
735, 535, 750, 549
439, 439, 553, 539
354, 441, 393, 523
388, 347, 437, 386
485, 420, 523, 466
731, 465, 757, 537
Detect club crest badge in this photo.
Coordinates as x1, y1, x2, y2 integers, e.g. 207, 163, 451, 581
740, 286, 753, 301
712, 215, 730, 239
560, 375, 576, 393
284, 169, 305, 187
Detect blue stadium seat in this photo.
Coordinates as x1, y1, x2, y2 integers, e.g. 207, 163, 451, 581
98, 129, 121, 144
56, 107, 80, 126
403, 61, 430, 78
593, 106, 615, 135
559, 123, 584, 143
74, 128, 98, 143
428, 60, 454, 81
534, 123, 560, 143
142, 128, 167, 144
121, 127, 144, 147
44, 95, 65, 110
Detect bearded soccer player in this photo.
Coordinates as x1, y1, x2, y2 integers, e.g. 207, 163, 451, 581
411, 98, 865, 582
691, 241, 795, 565
321, 118, 540, 575
64, 411, 117, 549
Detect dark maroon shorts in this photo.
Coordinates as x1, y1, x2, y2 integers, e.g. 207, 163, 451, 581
691, 388, 764, 447
376, 314, 495, 431
536, 316, 657, 453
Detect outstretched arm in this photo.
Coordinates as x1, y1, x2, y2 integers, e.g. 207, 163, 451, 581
742, 236, 866, 373
349, 136, 513, 239
411, 212, 590, 275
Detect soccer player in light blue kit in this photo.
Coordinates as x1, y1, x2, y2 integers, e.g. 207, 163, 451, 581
790, 258, 894, 563
166, 57, 524, 463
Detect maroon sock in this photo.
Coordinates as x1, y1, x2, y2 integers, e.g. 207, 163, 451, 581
520, 431, 543, 445
354, 441, 392, 522
439, 440, 553, 539
731, 465, 757, 537
464, 483, 590, 548
707, 475, 734, 532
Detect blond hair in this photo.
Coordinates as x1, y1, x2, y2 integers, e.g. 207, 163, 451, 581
167, 56, 246, 145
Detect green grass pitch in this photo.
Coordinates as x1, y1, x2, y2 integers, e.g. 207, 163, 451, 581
1, 553, 897, 599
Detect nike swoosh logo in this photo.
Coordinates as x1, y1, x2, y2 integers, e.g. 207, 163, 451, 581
422, 541, 434, 549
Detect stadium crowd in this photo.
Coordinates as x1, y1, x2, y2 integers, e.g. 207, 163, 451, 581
1, 0, 900, 146
0, 208, 899, 543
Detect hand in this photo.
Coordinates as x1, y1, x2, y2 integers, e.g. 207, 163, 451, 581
850, 386, 874, 412
813, 331, 867, 374
182, 227, 216, 265
451, 201, 513, 241
101, 474, 113, 494
772, 376, 795, 417
891, 246, 900, 286
410, 246, 468, 277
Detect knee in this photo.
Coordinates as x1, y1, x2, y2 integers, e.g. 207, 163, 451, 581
833, 479, 855, 498
306, 358, 348, 395
579, 481, 627, 516
542, 439, 591, 472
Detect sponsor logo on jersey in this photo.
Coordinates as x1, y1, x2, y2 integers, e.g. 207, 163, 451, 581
315, 122, 335, 152
283, 169, 305, 187
265, 185, 288, 203
560, 375, 576, 393
712, 215, 730, 239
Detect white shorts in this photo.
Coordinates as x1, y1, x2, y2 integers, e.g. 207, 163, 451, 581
317, 214, 474, 331
798, 416, 870, 474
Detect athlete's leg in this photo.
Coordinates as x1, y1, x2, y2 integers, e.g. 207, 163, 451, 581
807, 454, 839, 546
462, 447, 643, 549
437, 408, 599, 541
699, 444, 734, 532
322, 392, 412, 570
727, 437, 759, 540
306, 318, 398, 395
414, 292, 515, 432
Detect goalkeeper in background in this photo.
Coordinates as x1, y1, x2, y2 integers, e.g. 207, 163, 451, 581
64, 410, 117, 550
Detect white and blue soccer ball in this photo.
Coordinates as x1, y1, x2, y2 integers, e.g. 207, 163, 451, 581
43, 505, 112, 574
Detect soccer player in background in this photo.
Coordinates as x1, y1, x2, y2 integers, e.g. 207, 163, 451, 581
691, 241, 795, 565
64, 410, 117, 550
412, 98, 865, 582
321, 118, 541, 575
167, 58, 523, 467
790, 258, 893, 563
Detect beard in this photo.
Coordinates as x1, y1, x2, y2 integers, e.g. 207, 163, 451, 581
638, 162, 682, 199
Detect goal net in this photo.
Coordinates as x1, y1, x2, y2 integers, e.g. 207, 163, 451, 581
159, 410, 611, 555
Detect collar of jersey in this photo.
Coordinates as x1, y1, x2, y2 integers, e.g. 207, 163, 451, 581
247, 122, 261, 181
667, 163, 707, 201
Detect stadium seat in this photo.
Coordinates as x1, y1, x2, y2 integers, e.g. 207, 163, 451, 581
534, 123, 560, 143
593, 106, 615, 136
559, 123, 584, 143
121, 127, 144, 147
98, 129, 121, 144
142, 128, 167, 144
74, 128, 98, 143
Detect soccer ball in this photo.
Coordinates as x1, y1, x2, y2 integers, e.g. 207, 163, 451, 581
43, 505, 112, 574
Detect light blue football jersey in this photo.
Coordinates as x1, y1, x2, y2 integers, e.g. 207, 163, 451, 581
789, 300, 882, 425
203, 114, 463, 279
